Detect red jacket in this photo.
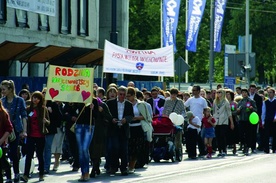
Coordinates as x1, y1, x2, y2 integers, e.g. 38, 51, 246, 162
0, 109, 13, 145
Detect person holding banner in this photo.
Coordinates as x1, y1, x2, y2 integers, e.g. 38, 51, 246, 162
106, 86, 134, 176
21, 91, 50, 182
74, 98, 98, 182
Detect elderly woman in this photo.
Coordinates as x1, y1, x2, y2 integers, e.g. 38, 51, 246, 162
126, 87, 150, 173
213, 88, 234, 157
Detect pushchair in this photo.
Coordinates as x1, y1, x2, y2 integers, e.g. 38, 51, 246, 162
150, 116, 183, 162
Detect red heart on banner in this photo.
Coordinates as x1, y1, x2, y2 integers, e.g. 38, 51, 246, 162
81, 90, 91, 101
49, 88, 59, 99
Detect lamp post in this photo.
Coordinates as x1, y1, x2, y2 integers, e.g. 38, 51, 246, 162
106, 0, 118, 87
245, 0, 250, 86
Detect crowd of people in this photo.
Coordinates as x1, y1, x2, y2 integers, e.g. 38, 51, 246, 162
0, 79, 275, 183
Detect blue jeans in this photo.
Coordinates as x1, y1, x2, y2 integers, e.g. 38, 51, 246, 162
75, 124, 94, 175
44, 134, 55, 171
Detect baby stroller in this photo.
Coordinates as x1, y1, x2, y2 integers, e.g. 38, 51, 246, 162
150, 116, 183, 162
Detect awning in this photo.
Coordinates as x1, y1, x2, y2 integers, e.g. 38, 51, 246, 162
0, 41, 37, 61
0, 41, 104, 66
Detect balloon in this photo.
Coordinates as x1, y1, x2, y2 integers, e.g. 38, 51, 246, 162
174, 115, 184, 125
0, 147, 2, 158
249, 112, 259, 125
169, 112, 178, 123
19, 156, 35, 173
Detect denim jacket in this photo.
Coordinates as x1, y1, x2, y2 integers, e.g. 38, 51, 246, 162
1, 96, 27, 133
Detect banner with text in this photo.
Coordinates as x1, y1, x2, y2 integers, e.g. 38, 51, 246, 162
45, 65, 94, 103
7, 0, 56, 17
162, 0, 181, 53
214, 0, 227, 52
103, 40, 174, 77
186, 0, 206, 52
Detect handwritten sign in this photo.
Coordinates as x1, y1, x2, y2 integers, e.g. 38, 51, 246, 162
103, 40, 174, 77
45, 65, 94, 103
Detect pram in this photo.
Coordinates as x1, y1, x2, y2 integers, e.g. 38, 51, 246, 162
150, 116, 183, 162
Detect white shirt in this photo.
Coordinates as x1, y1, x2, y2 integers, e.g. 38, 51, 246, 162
117, 99, 125, 120
184, 97, 207, 120
187, 116, 202, 134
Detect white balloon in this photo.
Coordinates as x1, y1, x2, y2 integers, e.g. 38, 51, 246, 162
175, 115, 184, 125
19, 156, 35, 173
169, 112, 178, 123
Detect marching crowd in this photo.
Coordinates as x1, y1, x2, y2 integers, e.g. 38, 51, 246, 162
0, 79, 275, 183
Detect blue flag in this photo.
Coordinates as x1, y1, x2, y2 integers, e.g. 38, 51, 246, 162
185, 0, 206, 52
162, 0, 181, 53
214, 0, 227, 52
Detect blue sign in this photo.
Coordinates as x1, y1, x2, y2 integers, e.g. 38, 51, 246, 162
224, 76, 235, 90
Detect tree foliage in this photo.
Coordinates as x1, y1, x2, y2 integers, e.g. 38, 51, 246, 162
129, 0, 276, 85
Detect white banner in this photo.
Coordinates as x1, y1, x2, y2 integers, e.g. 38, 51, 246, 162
103, 40, 174, 77
7, 0, 56, 17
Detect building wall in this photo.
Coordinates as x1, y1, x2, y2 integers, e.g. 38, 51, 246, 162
0, 0, 129, 78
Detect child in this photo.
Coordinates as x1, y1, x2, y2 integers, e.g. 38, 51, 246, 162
186, 111, 202, 159
202, 107, 216, 158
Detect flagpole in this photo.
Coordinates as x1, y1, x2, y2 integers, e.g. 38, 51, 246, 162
160, 0, 164, 83
209, 0, 215, 90
185, 0, 189, 83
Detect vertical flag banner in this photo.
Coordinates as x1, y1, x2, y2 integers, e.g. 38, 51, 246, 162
162, 0, 181, 53
214, 0, 227, 52
45, 65, 94, 104
185, 0, 207, 52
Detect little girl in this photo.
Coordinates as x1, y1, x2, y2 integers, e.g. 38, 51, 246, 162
202, 107, 216, 158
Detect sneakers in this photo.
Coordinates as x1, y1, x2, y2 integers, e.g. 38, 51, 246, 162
128, 169, 135, 174
20, 175, 28, 183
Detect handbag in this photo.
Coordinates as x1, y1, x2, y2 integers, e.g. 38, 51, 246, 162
9, 98, 18, 143
70, 105, 86, 133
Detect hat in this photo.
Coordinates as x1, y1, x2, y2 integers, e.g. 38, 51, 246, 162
186, 111, 194, 119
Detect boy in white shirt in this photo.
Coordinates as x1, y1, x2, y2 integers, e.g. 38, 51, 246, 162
186, 111, 202, 159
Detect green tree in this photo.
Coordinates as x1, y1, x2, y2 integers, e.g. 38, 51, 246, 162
128, 0, 276, 85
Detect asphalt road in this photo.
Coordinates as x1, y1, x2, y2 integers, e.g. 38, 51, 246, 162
13, 148, 276, 183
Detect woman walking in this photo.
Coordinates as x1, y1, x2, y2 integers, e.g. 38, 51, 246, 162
1, 80, 27, 182
73, 98, 98, 182
20, 91, 50, 182
213, 89, 234, 157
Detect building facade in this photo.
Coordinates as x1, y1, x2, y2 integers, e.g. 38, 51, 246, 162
0, 0, 129, 79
